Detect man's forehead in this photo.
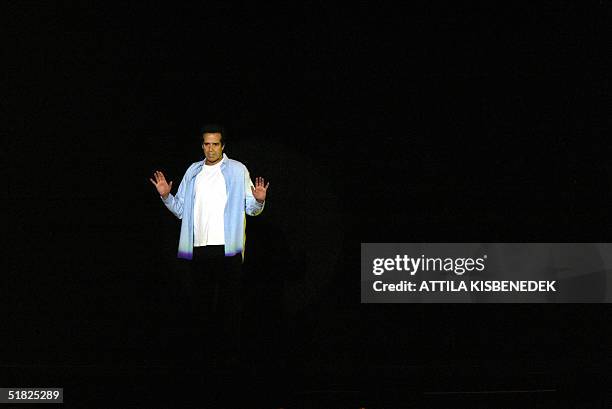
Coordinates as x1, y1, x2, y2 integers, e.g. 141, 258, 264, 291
203, 132, 222, 142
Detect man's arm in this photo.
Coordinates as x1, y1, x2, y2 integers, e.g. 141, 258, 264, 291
245, 168, 268, 216
150, 169, 188, 219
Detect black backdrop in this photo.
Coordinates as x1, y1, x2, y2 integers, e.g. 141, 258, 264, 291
5, 2, 612, 407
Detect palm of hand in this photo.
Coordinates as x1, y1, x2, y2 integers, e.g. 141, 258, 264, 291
251, 176, 269, 202
150, 171, 173, 197
252, 186, 266, 200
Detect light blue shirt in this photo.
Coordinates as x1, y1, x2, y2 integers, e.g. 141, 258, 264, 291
161, 153, 264, 260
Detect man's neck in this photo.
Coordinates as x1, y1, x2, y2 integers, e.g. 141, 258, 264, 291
205, 157, 223, 166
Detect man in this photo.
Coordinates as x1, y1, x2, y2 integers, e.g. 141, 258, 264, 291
150, 124, 269, 368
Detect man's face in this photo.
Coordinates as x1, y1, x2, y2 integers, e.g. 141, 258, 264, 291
202, 132, 224, 164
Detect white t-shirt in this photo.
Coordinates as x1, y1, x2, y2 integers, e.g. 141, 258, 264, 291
193, 159, 227, 246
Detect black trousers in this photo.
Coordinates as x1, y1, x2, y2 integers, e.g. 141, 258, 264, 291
190, 245, 243, 366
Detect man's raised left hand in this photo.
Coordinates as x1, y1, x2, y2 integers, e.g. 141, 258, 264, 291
251, 177, 269, 203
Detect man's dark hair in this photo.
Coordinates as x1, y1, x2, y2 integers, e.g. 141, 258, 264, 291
200, 124, 226, 146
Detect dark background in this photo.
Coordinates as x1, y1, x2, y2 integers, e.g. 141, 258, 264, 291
5, 2, 612, 407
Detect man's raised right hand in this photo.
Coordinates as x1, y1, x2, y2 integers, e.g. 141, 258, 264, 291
149, 170, 173, 199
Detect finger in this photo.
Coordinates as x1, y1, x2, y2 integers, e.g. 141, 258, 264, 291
169, 181, 173, 190
251, 186, 256, 195
264, 182, 270, 190
149, 178, 157, 186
